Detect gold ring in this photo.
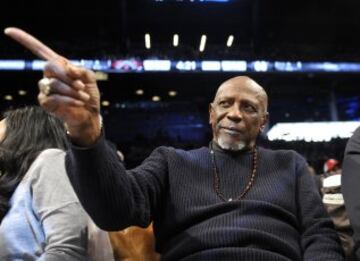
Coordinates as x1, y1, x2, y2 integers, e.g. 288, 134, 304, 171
38, 78, 52, 96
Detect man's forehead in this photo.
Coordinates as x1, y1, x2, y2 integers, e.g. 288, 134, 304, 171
215, 81, 266, 101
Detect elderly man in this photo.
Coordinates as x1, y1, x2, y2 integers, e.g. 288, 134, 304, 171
5, 27, 344, 260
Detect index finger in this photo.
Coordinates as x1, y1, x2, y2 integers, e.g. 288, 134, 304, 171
4, 27, 61, 61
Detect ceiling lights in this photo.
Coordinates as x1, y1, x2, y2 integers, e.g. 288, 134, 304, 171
145, 33, 151, 49
226, 35, 234, 47
173, 34, 179, 47
199, 34, 207, 52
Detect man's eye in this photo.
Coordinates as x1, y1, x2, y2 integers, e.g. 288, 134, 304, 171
219, 101, 230, 107
243, 104, 257, 112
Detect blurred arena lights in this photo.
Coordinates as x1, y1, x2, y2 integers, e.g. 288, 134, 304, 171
101, 100, 110, 107
18, 90, 27, 96
226, 35, 234, 47
143, 60, 171, 71
201, 61, 221, 71
152, 96, 161, 102
267, 122, 360, 142
94, 71, 108, 81
135, 89, 144, 95
145, 34, 151, 49
3, 59, 360, 73
173, 34, 179, 47
4, 95, 13, 101
155, 0, 230, 2
199, 35, 207, 52
0, 60, 25, 70
168, 91, 177, 97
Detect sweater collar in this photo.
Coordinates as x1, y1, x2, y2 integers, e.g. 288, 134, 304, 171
210, 140, 252, 156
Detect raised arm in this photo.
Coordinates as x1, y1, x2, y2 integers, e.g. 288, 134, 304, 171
4, 27, 168, 231
4, 27, 101, 146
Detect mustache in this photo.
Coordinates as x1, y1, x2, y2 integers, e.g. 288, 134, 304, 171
216, 123, 241, 132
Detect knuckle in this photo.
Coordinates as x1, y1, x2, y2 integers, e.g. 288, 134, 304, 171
41, 97, 53, 107
88, 70, 96, 78
43, 61, 57, 72
43, 61, 52, 71
37, 94, 45, 104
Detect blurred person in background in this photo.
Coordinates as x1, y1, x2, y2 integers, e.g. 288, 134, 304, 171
316, 159, 355, 260
342, 126, 360, 261
0, 106, 113, 261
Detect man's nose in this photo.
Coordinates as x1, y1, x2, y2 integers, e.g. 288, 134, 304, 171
227, 106, 242, 121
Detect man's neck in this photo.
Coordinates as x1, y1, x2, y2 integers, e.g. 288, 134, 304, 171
211, 140, 252, 154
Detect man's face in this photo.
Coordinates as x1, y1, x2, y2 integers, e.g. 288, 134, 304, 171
209, 81, 268, 151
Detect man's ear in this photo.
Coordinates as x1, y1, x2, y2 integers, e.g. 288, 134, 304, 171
260, 112, 269, 131
209, 103, 214, 124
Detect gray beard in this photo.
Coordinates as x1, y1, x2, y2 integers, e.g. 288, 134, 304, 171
217, 136, 246, 151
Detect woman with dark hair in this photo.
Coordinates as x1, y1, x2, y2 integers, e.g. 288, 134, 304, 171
0, 106, 113, 260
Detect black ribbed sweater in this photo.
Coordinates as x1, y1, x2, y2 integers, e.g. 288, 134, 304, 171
66, 134, 344, 260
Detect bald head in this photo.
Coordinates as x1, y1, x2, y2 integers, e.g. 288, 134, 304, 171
214, 76, 268, 113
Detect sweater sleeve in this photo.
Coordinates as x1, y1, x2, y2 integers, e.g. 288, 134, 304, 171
31, 150, 88, 260
65, 132, 169, 231
342, 126, 360, 260
295, 154, 345, 260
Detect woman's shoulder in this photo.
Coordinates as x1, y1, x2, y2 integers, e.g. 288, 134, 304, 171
24, 148, 68, 188
29, 148, 65, 172
36, 148, 65, 162
27, 149, 81, 211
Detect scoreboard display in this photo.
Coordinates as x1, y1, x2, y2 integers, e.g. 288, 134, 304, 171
154, 0, 230, 3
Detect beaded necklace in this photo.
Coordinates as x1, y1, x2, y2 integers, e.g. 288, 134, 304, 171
209, 142, 257, 202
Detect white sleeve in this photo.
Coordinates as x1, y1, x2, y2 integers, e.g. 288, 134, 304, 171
31, 150, 88, 260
